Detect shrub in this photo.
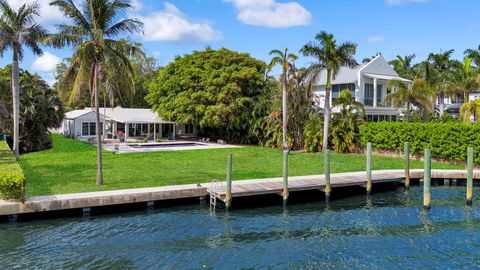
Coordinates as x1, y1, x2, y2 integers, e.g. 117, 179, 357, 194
359, 122, 480, 163
303, 114, 323, 152
0, 141, 25, 200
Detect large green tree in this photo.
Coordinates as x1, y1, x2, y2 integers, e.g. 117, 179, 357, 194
146, 48, 266, 143
0, 0, 47, 158
49, 0, 144, 185
0, 67, 64, 152
301, 31, 357, 152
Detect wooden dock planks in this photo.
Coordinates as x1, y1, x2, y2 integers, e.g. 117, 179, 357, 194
208, 169, 480, 202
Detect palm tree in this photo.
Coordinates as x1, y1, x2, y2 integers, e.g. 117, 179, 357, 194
428, 49, 455, 115
268, 48, 297, 203
331, 90, 364, 153
464, 45, 480, 68
49, 0, 144, 185
301, 31, 357, 152
460, 99, 480, 123
384, 79, 433, 122
449, 57, 479, 101
0, 1, 47, 158
389, 54, 416, 80
268, 48, 297, 150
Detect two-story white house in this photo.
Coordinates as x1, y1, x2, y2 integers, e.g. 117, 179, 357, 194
315, 55, 412, 122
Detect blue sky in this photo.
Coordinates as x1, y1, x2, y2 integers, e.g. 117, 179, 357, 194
2, 0, 480, 85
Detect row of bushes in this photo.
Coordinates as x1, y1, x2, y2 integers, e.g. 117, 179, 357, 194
0, 141, 25, 200
359, 122, 480, 163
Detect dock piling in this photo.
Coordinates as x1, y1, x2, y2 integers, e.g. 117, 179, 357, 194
423, 148, 432, 209
366, 142, 372, 195
226, 153, 233, 209
283, 150, 289, 204
467, 147, 474, 206
404, 142, 410, 189
325, 149, 331, 201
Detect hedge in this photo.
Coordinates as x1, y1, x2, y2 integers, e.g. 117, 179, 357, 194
359, 122, 480, 163
0, 141, 25, 200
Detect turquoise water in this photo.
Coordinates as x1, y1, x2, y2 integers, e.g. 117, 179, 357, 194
1, 185, 480, 269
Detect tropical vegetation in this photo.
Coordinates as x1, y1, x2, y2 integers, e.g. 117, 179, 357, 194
301, 31, 357, 152
0, 67, 64, 153
146, 48, 266, 144
0, 0, 47, 158
48, 0, 144, 185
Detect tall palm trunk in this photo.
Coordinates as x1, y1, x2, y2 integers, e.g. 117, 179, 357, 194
93, 63, 103, 185
406, 101, 411, 122
282, 70, 288, 150
322, 69, 331, 152
11, 47, 20, 159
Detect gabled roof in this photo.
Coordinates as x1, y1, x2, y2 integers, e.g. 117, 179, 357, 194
316, 54, 410, 86
64, 109, 92, 119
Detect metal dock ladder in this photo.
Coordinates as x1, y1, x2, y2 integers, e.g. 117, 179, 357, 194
210, 180, 223, 211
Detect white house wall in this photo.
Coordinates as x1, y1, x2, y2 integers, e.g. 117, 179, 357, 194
72, 111, 105, 139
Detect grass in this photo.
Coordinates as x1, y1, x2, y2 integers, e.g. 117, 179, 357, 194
19, 134, 462, 196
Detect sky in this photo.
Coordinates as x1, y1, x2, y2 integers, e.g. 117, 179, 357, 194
2, 0, 480, 85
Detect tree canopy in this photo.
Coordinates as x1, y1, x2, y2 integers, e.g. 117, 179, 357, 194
0, 66, 64, 152
146, 47, 267, 142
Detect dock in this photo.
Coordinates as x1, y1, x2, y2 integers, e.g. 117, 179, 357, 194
207, 169, 480, 203
1, 169, 480, 218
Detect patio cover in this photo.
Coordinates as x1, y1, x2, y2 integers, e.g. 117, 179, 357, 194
363, 73, 412, 83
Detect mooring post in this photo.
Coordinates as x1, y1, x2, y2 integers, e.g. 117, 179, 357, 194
423, 148, 432, 209
225, 153, 233, 209
404, 142, 410, 189
283, 150, 289, 204
467, 146, 474, 206
366, 142, 372, 195
325, 149, 331, 201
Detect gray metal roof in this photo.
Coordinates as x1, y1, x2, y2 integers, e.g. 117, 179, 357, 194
315, 64, 365, 85
65, 107, 173, 124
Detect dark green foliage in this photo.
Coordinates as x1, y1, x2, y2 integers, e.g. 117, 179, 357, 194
146, 48, 266, 143
0, 67, 64, 153
0, 141, 25, 199
303, 113, 323, 152
359, 122, 480, 162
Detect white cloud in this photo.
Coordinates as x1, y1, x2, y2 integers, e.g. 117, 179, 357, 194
6, 0, 67, 29
32, 52, 61, 73
136, 2, 222, 43
223, 0, 311, 28
387, 0, 431, 5
367, 36, 385, 43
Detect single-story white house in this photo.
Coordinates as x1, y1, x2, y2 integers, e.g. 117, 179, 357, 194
60, 107, 198, 140
315, 54, 412, 122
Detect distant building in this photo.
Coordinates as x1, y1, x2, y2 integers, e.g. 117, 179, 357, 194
314, 55, 412, 122
58, 107, 198, 141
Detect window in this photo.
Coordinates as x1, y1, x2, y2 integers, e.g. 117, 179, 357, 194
364, 84, 374, 106
82, 123, 89, 136
376, 85, 383, 106
332, 83, 356, 100
81, 122, 102, 136
185, 124, 194, 134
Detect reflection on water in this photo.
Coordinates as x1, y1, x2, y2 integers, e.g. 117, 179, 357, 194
1, 186, 480, 269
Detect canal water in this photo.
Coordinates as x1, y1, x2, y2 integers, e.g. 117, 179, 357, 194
1, 185, 480, 269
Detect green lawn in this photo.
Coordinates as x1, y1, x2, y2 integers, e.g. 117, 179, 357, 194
19, 134, 462, 196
